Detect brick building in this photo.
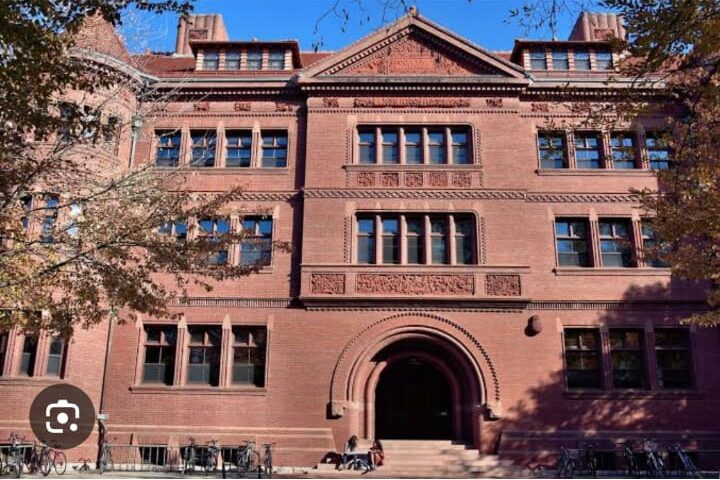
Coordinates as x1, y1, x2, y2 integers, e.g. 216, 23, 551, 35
1, 9, 719, 472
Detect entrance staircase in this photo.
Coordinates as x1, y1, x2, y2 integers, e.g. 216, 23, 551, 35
315, 440, 523, 477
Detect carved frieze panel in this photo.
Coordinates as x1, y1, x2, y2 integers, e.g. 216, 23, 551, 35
452, 172, 472, 188
428, 172, 449, 187
350, 170, 481, 189
405, 172, 424, 187
353, 97, 471, 108
311, 274, 346, 294
380, 173, 400, 187
356, 274, 474, 295
357, 172, 376, 187
485, 274, 522, 297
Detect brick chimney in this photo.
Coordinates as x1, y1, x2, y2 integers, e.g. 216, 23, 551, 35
174, 14, 229, 56
568, 12, 626, 41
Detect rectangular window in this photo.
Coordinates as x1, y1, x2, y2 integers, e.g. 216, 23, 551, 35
599, 219, 633, 267
21, 195, 32, 231
225, 51, 241, 70
247, 49, 262, 70
20, 335, 38, 376
190, 130, 217, 167
40, 196, 59, 244
187, 326, 221, 386
381, 217, 400, 264
430, 216, 449, 264
538, 132, 568, 169
159, 220, 187, 243
240, 217, 273, 267
646, 132, 671, 170
143, 326, 176, 385
198, 218, 230, 265
595, 49, 613, 70
46, 336, 66, 377
381, 130, 399, 164
357, 216, 376, 264
454, 216, 475, 264
574, 50, 591, 70
610, 329, 647, 389
225, 130, 253, 167
232, 326, 267, 386
202, 51, 219, 70
404, 130, 422, 164
451, 129, 470, 164
574, 132, 603, 169
555, 218, 590, 267
358, 130, 377, 164
654, 329, 693, 389
529, 48, 547, 69
406, 216, 424, 264
155, 130, 182, 167
641, 222, 670, 268
268, 50, 285, 70
552, 49, 569, 70
0, 331, 9, 376
261, 131, 288, 168
564, 329, 602, 389
428, 130, 446, 164
610, 132, 637, 169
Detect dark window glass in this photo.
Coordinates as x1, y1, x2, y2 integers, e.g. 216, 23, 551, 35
428, 130, 446, 164
646, 133, 672, 170
564, 329, 602, 389
232, 326, 267, 386
187, 326, 221, 386
261, 131, 287, 167
240, 217, 273, 266
641, 223, 670, 267
574, 132, 603, 169
555, 218, 590, 267
46, 336, 66, 377
226, 130, 253, 167
574, 50, 591, 70
382, 218, 400, 264
268, 50, 285, 70
40, 196, 59, 243
225, 51, 241, 70
190, 130, 217, 167
404, 130, 422, 164
406, 217, 424, 264
247, 49, 262, 70
599, 219, 633, 267
538, 132, 568, 168
454, 216, 474, 264
530, 48, 547, 69
199, 218, 230, 265
159, 220, 187, 243
358, 130, 376, 164
610, 329, 646, 389
595, 50, 613, 70
552, 49, 569, 70
381, 130, 399, 164
0, 332, 8, 376
430, 217, 448, 264
20, 195, 32, 231
610, 132, 637, 169
20, 335, 38, 376
202, 51, 219, 70
155, 130, 181, 167
655, 329, 693, 389
451, 129, 470, 164
143, 326, 176, 385
357, 216, 375, 264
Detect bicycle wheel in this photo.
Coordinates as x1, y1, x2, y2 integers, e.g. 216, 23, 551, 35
264, 453, 273, 478
203, 454, 217, 474
247, 450, 261, 476
10, 452, 22, 478
53, 451, 67, 475
100, 449, 113, 474
39, 451, 52, 477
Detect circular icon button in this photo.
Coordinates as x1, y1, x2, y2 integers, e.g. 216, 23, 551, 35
29, 384, 95, 449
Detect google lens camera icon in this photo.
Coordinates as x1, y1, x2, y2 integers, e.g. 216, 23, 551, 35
45, 399, 80, 434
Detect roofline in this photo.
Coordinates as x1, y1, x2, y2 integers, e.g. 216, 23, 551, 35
188, 40, 303, 67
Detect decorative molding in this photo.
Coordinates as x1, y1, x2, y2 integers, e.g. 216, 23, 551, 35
353, 97, 471, 108
356, 274, 474, 295
236, 191, 298, 201
428, 172, 449, 187
528, 300, 708, 311
169, 298, 292, 308
452, 172, 472, 188
526, 192, 640, 203
485, 98, 504, 108
357, 172, 375, 187
405, 172, 423, 187
303, 189, 526, 200
310, 274, 346, 294
380, 172, 400, 187
485, 274, 522, 297
479, 217, 487, 265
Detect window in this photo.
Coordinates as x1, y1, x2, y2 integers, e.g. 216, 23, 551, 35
430, 217, 449, 264
158, 220, 187, 243
529, 48, 547, 69
595, 49, 613, 70
268, 50, 285, 70
358, 130, 376, 164
381, 130, 399, 164
564, 329, 602, 389
187, 326, 221, 386
232, 326, 267, 386
357, 216, 376, 264
40, 196, 59, 244
404, 130, 422, 164
552, 49, 569, 70
610, 329, 647, 389
451, 129, 470, 165
538, 132, 568, 169
247, 49, 262, 70
240, 217, 273, 266
574, 50, 591, 70
261, 132, 288, 167
225, 51, 241, 70
20, 195, 32, 231
406, 216, 424, 264
226, 130, 252, 167
454, 216, 475, 264
190, 130, 217, 167
0, 332, 8, 376
610, 132, 637, 169
574, 132, 604, 169
654, 329, 693, 389
20, 335, 38, 376
599, 219, 633, 267
198, 218, 230, 265
645, 132, 671, 170
46, 336, 66, 377
381, 217, 400, 264
202, 51, 219, 70
143, 326, 176, 385
641, 222, 670, 268
555, 218, 591, 267
155, 130, 182, 167
427, 130, 446, 164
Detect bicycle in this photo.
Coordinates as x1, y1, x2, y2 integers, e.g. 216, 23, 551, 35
669, 443, 701, 478
341, 454, 371, 472
643, 439, 665, 478
26, 443, 52, 476
235, 440, 261, 476
2, 432, 24, 478
183, 438, 200, 473
261, 443, 275, 477
203, 440, 220, 474
557, 446, 576, 478
624, 442, 639, 477
52, 449, 67, 475
582, 442, 598, 478
98, 437, 113, 474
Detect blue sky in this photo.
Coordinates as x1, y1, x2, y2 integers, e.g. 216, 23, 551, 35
120, 0, 602, 54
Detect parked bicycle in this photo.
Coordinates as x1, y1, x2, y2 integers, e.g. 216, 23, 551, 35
203, 440, 220, 474
669, 443, 701, 478
235, 440, 261, 476
99, 436, 114, 474
623, 442, 639, 477
261, 443, 275, 477
557, 446, 576, 478
582, 442, 598, 477
1, 433, 24, 478
643, 439, 665, 478
26, 443, 52, 476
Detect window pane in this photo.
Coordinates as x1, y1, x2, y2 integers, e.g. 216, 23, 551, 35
455, 217, 474, 264
261, 132, 288, 167
20, 336, 38, 376
404, 131, 422, 164
190, 131, 217, 167
431, 217, 448, 264
358, 130, 376, 164
451, 130, 469, 164
155, 130, 181, 167
202, 51, 219, 70
358, 237, 375, 264
268, 50, 285, 70
406, 217, 424, 264
226, 131, 252, 167
428, 131, 446, 164
382, 218, 399, 264
381, 130, 399, 164
226, 51, 241, 70
538, 132, 567, 168
555, 218, 590, 267
552, 49, 569, 70
575, 132, 603, 169
530, 48, 547, 69
574, 50, 591, 70
564, 329, 602, 389
247, 49, 262, 70
596, 50, 613, 70
610, 329, 646, 389
599, 219, 633, 267
610, 133, 637, 169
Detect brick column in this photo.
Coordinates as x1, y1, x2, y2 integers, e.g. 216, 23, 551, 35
219, 318, 232, 387
174, 318, 188, 386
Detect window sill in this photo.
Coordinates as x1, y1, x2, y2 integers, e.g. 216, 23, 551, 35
0, 376, 66, 386
130, 385, 267, 395
553, 267, 671, 276
536, 168, 655, 176
564, 389, 702, 400
344, 164, 481, 170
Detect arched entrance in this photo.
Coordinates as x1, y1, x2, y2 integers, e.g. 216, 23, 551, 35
375, 356, 453, 439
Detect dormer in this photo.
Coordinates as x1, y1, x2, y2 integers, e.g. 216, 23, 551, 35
190, 41, 302, 71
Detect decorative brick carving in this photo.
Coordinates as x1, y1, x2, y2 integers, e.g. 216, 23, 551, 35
452, 172, 472, 188
530, 102, 549, 113
485, 98, 503, 108
405, 172, 424, 187
380, 172, 400, 187
311, 274, 346, 294
356, 274, 474, 295
357, 172, 375, 187
275, 102, 294, 112
353, 98, 470, 108
485, 275, 522, 297
234, 102, 251, 112
428, 172, 448, 187
193, 102, 210, 111
322, 97, 339, 108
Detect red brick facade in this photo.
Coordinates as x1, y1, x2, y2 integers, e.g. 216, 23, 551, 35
1, 10, 719, 469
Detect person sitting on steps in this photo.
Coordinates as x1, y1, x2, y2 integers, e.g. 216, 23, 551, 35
369, 439, 384, 469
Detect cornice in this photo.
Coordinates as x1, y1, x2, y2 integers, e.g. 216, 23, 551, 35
526, 192, 639, 203
528, 300, 708, 311
302, 189, 641, 203
169, 297, 292, 308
